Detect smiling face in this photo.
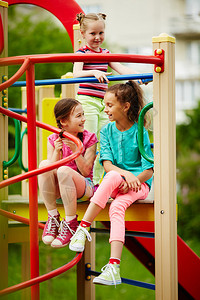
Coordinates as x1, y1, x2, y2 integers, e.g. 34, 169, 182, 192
81, 20, 105, 52
104, 92, 130, 123
60, 104, 86, 136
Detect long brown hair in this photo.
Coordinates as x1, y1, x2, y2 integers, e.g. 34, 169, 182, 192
54, 98, 83, 141
107, 81, 149, 127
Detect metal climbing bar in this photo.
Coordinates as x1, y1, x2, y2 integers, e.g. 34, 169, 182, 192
90, 227, 154, 238
85, 265, 155, 290
0, 209, 83, 297
0, 52, 164, 67
3, 118, 21, 169
138, 102, 154, 163
11, 73, 153, 87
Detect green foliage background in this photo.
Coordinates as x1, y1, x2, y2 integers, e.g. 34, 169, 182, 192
176, 102, 200, 241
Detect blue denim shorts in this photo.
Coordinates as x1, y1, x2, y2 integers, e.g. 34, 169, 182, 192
77, 177, 95, 202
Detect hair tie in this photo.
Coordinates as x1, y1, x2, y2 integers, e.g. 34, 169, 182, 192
98, 13, 107, 20
76, 12, 85, 24
59, 129, 65, 138
125, 81, 132, 87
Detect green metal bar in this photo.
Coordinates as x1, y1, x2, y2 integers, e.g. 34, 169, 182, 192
18, 127, 28, 172
138, 102, 154, 163
3, 118, 21, 169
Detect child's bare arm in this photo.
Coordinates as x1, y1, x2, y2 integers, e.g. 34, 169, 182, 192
47, 139, 62, 162
137, 168, 153, 183
73, 62, 112, 83
75, 143, 97, 177
109, 62, 142, 83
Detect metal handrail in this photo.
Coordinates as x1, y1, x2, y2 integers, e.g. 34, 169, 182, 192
11, 73, 153, 87
3, 118, 21, 169
138, 102, 154, 163
0, 209, 82, 297
18, 127, 28, 172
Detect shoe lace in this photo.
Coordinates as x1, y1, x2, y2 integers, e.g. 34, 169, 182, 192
47, 215, 60, 233
72, 226, 92, 242
58, 220, 75, 241
101, 264, 117, 287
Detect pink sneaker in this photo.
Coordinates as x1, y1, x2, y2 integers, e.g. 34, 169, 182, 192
42, 213, 60, 245
51, 216, 79, 248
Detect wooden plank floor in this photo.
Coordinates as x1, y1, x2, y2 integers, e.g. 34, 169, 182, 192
3, 187, 154, 222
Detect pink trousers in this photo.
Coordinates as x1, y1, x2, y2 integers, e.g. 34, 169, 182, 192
90, 170, 149, 243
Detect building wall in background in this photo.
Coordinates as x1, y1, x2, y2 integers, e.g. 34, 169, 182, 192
76, 0, 200, 123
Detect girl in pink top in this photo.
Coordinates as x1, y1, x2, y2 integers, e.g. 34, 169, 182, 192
38, 98, 98, 248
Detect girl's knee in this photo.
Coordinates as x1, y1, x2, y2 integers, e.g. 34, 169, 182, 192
57, 166, 72, 178
39, 159, 50, 168
105, 170, 122, 182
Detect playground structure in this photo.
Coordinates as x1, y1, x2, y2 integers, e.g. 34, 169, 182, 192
0, 1, 200, 299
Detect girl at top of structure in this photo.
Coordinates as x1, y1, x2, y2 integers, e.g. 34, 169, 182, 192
73, 12, 140, 185
69, 81, 154, 286
38, 98, 98, 248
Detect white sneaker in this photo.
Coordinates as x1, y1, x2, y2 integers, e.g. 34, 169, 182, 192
93, 263, 121, 286
69, 225, 91, 252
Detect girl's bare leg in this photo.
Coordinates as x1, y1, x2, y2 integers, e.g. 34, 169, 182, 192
110, 241, 123, 260
38, 160, 60, 211
82, 202, 102, 223
57, 166, 86, 216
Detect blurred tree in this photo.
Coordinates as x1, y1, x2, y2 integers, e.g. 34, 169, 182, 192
176, 101, 200, 240
8, 5, 73, 108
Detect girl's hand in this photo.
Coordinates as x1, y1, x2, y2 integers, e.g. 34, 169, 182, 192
118, 180, 129, 194
62, 138, 77, 152
123, 171, 141, 192
93, 70, 112, 83
54, 137, 63, 152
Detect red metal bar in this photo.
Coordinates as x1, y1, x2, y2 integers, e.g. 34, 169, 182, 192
0, 52, 164, 67
0, 252, 82, 296
0, 234, 82, 296
0, 209, 83, 297
26, 63, 39, 299
0, 208, 44, 229
0, 58, 30, 91
0, 107, 84, 189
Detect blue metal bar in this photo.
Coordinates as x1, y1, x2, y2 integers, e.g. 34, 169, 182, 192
9, 108, 27, 114
90, 227, 154, 238
11, 73, 153, 87
86, 269, 155, 290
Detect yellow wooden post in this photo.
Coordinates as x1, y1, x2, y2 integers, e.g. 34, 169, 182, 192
21, 242, 31, 300
152, 33, 178, 300
61, 72, 75, 99
38, 85, 55, 163
61, 24, 84, 100
73, 23, 84, 52
0, 1, 8, 294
